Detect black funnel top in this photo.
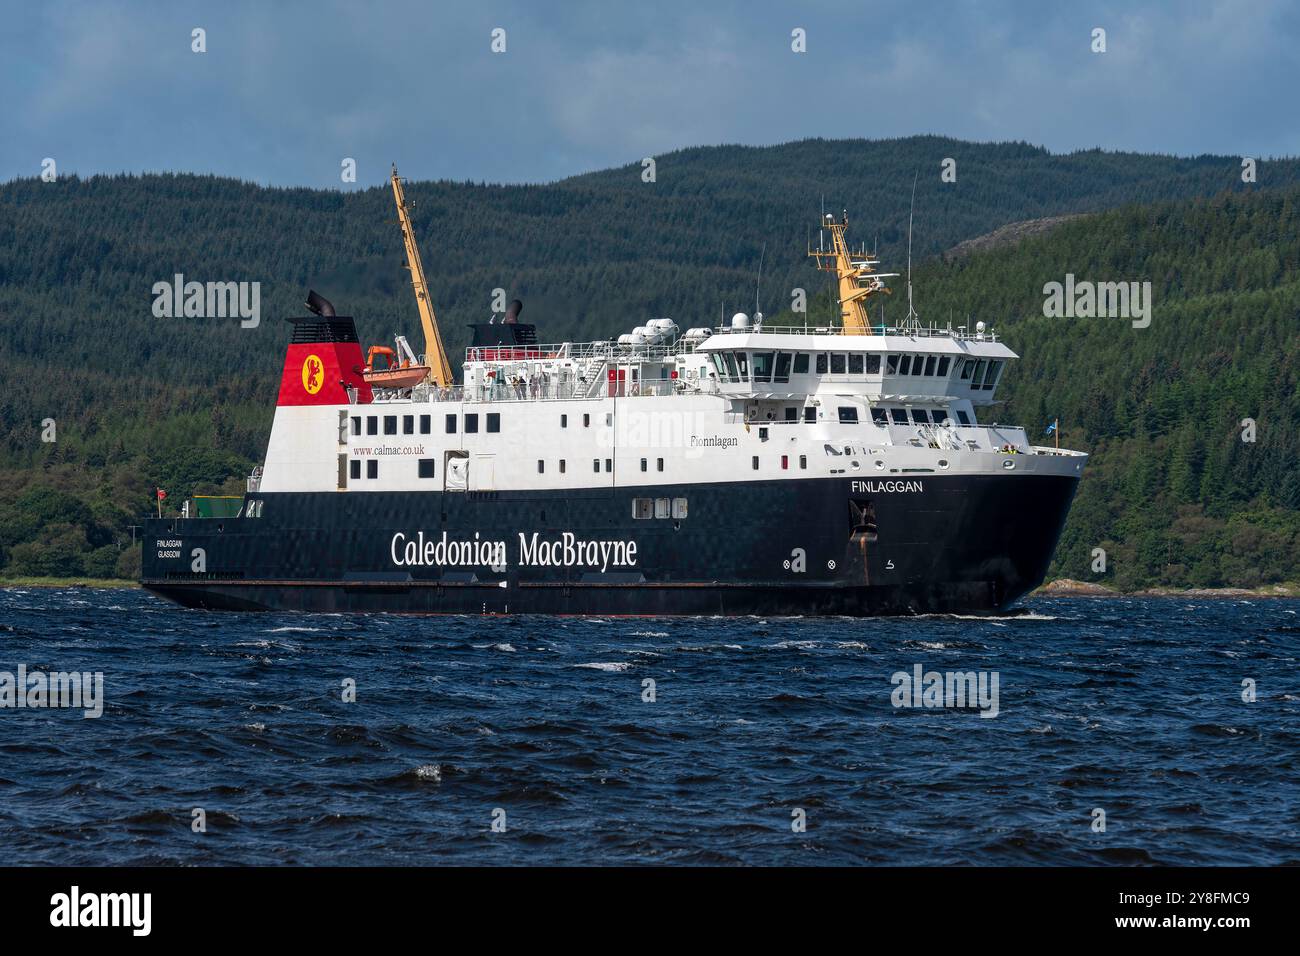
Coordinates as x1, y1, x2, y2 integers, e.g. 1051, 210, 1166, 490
305, 290, 336, 317
469, 323, 538, 347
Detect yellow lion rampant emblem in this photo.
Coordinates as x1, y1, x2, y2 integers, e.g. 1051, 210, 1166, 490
301, 354, 324, 395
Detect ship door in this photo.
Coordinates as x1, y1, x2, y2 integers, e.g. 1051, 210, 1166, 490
471, 455, 495, 492
444, 451, 469, 492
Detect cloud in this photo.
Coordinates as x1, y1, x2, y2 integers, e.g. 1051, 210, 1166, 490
2, 0, 1297, 187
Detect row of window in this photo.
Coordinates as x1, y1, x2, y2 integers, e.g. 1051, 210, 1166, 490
710, 350, 976, 384
350, 413, 502, 437
957, 358, 1002, 390
884, 354, 953, 378
346, 450, 830, 485
751, 455, 809, 471
559, 413, 614, 428
869, 407, 971, 426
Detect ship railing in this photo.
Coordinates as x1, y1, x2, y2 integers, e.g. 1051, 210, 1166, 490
465, 339, 684, 364
374, 380, 699, 405
711, 324, 998, 342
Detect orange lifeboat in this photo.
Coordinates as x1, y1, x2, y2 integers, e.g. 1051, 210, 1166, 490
362, 343, 429, 388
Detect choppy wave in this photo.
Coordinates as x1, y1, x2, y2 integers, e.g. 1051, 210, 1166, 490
0, 588, 1297, 865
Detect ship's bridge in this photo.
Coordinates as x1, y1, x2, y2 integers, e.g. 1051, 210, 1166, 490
693, 324, 1017, 404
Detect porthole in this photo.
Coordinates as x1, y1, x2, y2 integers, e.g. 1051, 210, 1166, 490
938, 459, 950, 469
1002, 458, 1015, 470
874, 460, 885, 470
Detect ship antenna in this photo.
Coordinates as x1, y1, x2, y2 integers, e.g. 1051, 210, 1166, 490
904, 170, 920, 331
755, 241, 766, 318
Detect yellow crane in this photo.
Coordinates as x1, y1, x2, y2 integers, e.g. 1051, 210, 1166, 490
390, 165, 454, 387
808, 212, 893, 334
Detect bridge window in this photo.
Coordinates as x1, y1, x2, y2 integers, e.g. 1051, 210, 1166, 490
957, 410, 972, 425
753, 352, 774, 383
871, 408, 888, 424
838, 407, 859, 423
887, 354, 900, 374
734, 352, 749, 380
785, 406, 798, 422
465, 413, 479, 434
848, 353, 864, 375
865, 354, 881, 374
971, 359, 986, 386
792, 353, 810, 374
774, 352, 793, 382
418, 459, 435, 479
384, 415, 397, 435
924, 356, 936, 376
912, 409, 930, 424
487, 413, 500, 432
982, 360, 1003, 389
932, 409, 949, 424
937, 356, 951, 376
899, 355, 912, 375
830, 353, 846, 374
890, 408, 909, 424
816, 353, 828, 374
419, 414, 431, 434
804, 406, 816, 423
960, 359, 975, 380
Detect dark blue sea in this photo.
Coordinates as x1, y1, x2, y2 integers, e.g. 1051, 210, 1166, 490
1, 588, 1297, 866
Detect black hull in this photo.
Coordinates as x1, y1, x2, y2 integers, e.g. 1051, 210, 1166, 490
141, 474, 1079, 616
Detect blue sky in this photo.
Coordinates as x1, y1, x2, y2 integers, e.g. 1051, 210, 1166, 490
3, 0, 1297, 187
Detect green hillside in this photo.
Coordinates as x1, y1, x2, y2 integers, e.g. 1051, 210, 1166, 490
912, 190, 1300, 589
0, 137, 1296, 586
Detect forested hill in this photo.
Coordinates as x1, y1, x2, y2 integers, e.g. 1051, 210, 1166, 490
0, 136, 1297, 586
912, 188, 1300, 590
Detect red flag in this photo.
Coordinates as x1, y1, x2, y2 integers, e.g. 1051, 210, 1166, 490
156, 488, 167, 500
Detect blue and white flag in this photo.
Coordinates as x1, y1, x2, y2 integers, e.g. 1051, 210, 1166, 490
1044, 421, 1057, 436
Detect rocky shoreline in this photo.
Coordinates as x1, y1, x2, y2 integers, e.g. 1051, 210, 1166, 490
1035, 578, 1298, 599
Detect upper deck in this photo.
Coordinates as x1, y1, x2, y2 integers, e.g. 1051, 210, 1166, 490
363, 317, 1016, 409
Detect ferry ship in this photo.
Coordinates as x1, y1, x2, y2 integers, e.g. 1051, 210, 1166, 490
141, 172, 1086, 615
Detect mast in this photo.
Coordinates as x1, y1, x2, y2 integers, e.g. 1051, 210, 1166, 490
390, 165, 454, 387
808, 211, 892, 334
